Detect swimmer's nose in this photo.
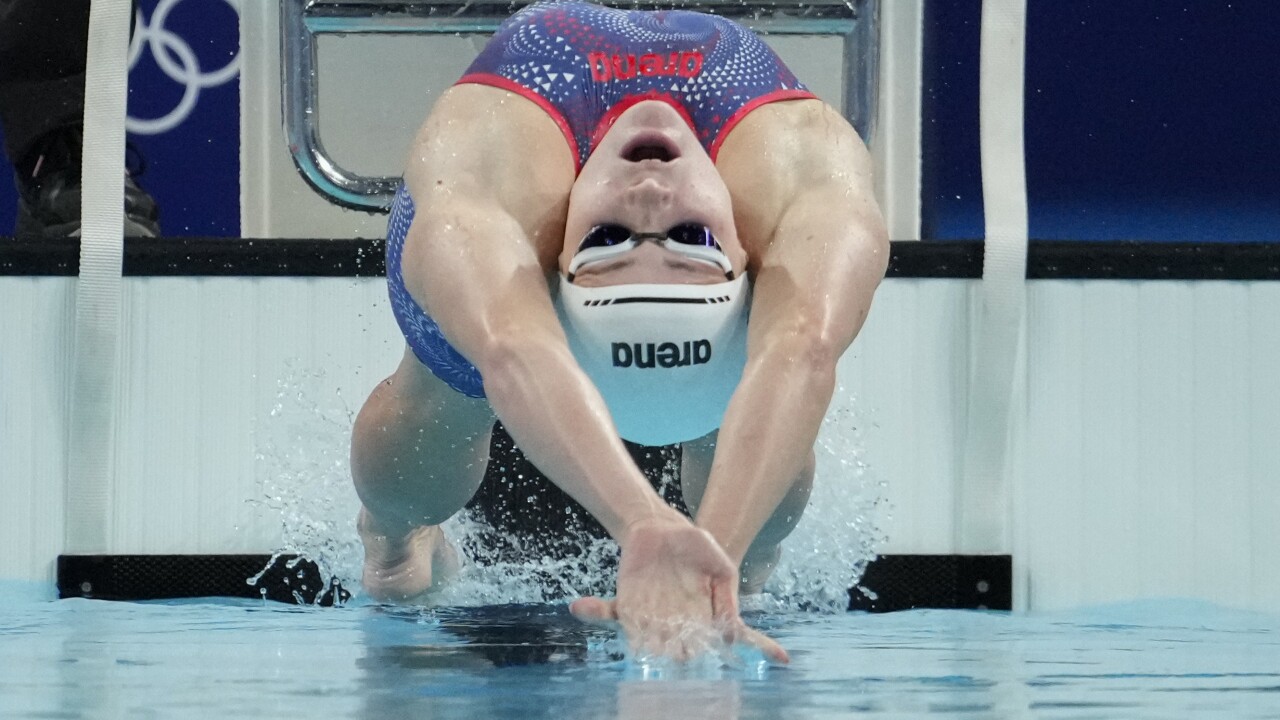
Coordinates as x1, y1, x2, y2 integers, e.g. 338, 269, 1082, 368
624, 177, 674, 208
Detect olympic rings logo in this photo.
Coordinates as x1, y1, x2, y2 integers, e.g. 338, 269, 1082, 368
126, 0, 241, 135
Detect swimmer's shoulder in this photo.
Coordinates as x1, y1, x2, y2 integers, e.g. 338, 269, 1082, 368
403, 84, 575, 265
716, 98, 874, 253
417, 83, 574, 176
408, 84, 574, 201
720, 97, 864, 166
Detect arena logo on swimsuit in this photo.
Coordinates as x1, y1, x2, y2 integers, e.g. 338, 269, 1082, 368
612, 340, 712, 369
587, 51, 704, 82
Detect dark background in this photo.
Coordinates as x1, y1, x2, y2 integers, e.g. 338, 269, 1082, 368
922, 0, 1280, 242
0, 0, 240, 236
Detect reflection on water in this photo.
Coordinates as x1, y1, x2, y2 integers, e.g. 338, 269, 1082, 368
4, 592, 1277, 720
356, 605, 774, 720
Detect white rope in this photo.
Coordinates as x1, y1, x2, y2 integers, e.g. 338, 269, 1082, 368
959, 0, 1029, 555
66, 0, 132, 554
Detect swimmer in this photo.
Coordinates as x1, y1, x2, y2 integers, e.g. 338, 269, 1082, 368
351, 0, 888, 663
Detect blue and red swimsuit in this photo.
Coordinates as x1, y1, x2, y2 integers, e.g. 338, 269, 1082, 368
388, 1, 815, 397
458, 0, 814, 168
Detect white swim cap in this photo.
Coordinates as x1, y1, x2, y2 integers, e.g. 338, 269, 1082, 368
556, 274, 751, 446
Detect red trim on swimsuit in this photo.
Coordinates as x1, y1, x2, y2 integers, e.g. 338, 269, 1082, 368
708, 89, 818, 163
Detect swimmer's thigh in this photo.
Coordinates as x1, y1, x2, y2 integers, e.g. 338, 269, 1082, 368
352, 347, 496, 529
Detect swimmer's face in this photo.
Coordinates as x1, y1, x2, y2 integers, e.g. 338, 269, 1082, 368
562, 101, 746, 287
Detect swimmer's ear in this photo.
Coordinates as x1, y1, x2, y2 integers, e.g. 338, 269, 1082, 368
569, 596, 619, 628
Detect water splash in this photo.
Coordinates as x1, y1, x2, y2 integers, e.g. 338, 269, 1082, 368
252, 362, 627, 605
759, 383, 887, 613
253, 362, 364, 597
433, 509, 623, 605
254, 365, 883, 612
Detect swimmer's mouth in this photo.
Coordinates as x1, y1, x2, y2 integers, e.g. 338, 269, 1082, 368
622, 133, 681, 163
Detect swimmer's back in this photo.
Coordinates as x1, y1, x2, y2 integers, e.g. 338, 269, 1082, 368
458, 0, 815, 169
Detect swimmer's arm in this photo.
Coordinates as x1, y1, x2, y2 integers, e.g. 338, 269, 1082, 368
697, 102, 889, 564
400, 85, 681, 540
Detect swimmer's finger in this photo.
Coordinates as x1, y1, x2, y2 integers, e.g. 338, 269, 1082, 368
569, 596, 619, 628
730, 622, 790, 665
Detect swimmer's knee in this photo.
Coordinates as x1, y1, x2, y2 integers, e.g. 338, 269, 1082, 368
739, 543, 781, 595
755, 451, 816, 546
677, 429, 717, 514
778, 450, 816, 518
350, 352, 494, 510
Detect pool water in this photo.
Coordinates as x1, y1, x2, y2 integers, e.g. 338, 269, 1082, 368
2, 586, 1278, 719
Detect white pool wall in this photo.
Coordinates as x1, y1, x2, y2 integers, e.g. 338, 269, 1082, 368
3, 277, 1279, 612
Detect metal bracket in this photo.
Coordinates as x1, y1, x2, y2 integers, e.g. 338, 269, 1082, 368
281, 0, 879, 212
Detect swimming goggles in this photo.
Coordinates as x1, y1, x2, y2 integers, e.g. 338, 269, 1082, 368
566, 223, 734, 282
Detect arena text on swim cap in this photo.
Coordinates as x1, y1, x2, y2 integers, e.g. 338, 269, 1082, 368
611, 340, 712, 369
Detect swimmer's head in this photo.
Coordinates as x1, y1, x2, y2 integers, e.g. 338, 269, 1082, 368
554, 100, 751, 446
558, 100, 747, 285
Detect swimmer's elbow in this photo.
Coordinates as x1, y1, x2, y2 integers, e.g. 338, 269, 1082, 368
472, 326, 527, 379
756, 320, 843, 383
474, 325, 576, 399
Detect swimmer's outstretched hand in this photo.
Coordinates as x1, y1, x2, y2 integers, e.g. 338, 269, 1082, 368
570, 515, 789, 664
